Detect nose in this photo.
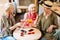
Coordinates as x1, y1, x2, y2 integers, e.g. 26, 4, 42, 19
32, 8, 35, 11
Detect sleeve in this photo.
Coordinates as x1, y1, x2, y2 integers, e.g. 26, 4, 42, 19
0, 17, 1, 32
23, 13, 28, 20
1, 16, 9, 33
0, 17, 4, 37
0, 17, 3, 32
53, 14, 58, 29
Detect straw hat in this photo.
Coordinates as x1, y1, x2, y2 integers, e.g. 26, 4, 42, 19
42, 1, 53, 8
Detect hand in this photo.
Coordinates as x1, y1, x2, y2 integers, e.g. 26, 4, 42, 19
15, 23, 21, 26
31, 24, 37, 27
46, 25, 54, 33
9, 27, 14, 30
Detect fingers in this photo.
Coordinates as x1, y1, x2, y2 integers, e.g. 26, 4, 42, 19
46, 26, 53, 33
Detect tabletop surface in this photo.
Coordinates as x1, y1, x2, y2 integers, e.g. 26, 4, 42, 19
13, 28, 41, 40
51, 3, 60, 16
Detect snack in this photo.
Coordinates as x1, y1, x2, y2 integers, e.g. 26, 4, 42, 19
27, 19, 32, 23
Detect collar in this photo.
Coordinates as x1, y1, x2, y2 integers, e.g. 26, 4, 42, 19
3, 12, 8, 18
43, 11, 52, 19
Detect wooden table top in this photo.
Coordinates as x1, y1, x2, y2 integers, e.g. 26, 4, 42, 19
13, 28, 41, 40
51, 5, 60, 16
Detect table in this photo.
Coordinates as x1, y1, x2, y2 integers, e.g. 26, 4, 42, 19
13, 28, 41, 40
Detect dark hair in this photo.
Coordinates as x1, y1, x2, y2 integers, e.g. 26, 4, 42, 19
13, 0, 15, 2
9, 0, 11, 2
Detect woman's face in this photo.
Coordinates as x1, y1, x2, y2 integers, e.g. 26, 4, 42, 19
30, 6, 36, 13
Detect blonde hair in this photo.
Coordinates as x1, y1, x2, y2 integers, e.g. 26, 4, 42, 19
4, 3, 14, 11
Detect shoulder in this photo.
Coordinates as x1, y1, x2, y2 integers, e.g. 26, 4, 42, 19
51, 13, 57, 18
37, 13, 43, 20
38, 13, 43, 17
0, 15, 4, 23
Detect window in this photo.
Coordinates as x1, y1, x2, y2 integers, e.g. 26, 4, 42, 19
19, 0, 35, 6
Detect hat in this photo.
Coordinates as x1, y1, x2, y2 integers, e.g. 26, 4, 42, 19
42, 1, 53, 8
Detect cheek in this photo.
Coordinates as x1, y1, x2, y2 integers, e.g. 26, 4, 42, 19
30, 9, 33, 11
12, 9, 14, 12
44, 9, 47, 12
44, 8, 48, 12
31, 9, 36, 12
11, 9, 14, 12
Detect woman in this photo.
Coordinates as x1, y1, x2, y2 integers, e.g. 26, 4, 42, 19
23, 4, 38, 27
0, 3, 15, 38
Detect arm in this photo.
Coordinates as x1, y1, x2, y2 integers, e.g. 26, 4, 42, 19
33, 14, 39, 27
9, 22, 21, 30
23, 13, 28, 21
34, 15, 38, 25
46, 14, 58, 33
0, 17, 3, 32
0, 17, 3, 37
52, 14, 58, 29
10, 13, 28, 30
54, 15, 58, 28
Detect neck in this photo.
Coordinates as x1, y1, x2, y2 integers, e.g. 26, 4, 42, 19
45, 11, 52, 16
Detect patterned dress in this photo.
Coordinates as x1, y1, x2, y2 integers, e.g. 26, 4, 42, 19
24, 12, 37, 27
